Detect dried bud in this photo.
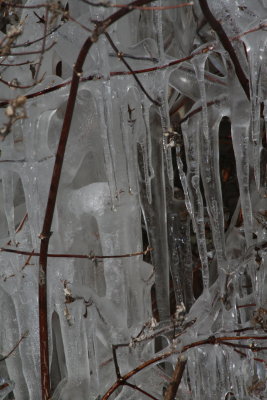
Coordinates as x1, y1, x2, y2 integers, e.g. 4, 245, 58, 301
13, 96, 27, 107
5, 105, 14, 117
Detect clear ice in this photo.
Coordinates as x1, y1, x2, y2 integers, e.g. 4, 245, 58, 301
0, 0, 267, 399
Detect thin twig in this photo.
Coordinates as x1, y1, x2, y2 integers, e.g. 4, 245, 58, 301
125, 382, 160, 400
234, 349, 267, 367
105, 31, 160, 106
0, 331, 29, 362
112, 345, 121, 378
0, 246, 153, 260
15, 213, 28, 234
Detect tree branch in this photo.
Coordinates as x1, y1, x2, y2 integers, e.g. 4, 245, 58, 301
163, 355, 187, 400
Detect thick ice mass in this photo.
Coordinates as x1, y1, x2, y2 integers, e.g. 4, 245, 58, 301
0, 0, 267, 399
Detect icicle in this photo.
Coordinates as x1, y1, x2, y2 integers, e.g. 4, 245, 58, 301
158, 73, 175, 184
229, 77, 253, 246
94, 84, 118, 209
1, 170, 15, 243
182, 118, 209, 288
167, 213, 184, 305
201, 110, 227, 268
182, 217, 195, 309
191, 49, 212, 140
176, 146, 193, 219
119, 87, 140, 194
242, 29, 267, 189
152, 0, 165, 63
140, 99, 154, 204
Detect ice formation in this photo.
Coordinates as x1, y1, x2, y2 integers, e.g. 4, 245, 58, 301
0, 0, 266, 399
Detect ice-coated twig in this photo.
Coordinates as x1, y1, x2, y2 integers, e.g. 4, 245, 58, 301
0, 246, 153, 260
105, 32, 160, 106
0, 331, 29, 362
124, 382, 160, 400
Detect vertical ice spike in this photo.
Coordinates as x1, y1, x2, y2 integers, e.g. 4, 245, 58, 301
1, 170, 15, 243
95, 84, 118, 209
243, 30, 266, 189
182, 118, 209, 288
191, 51, 211, 140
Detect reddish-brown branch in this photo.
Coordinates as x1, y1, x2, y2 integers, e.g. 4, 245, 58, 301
0, 246, 152, 260
234, 349, 267, 367
15, 213, 28, 234
237, 303, 256, 309
164, 355, 187, 400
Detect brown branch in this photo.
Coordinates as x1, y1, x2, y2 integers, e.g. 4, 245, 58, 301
198, 0, 250, 100
0, 246, 153, 260
0, 60, 33, 67
237, 303, 256, 309
0, 331, 29, 362
112, 345, 122, 379
15, 213, 28, 234
164, 355, 187, 400
234, 349, 267, 366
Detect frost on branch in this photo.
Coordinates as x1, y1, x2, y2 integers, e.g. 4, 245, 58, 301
0, 1, 267, 400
